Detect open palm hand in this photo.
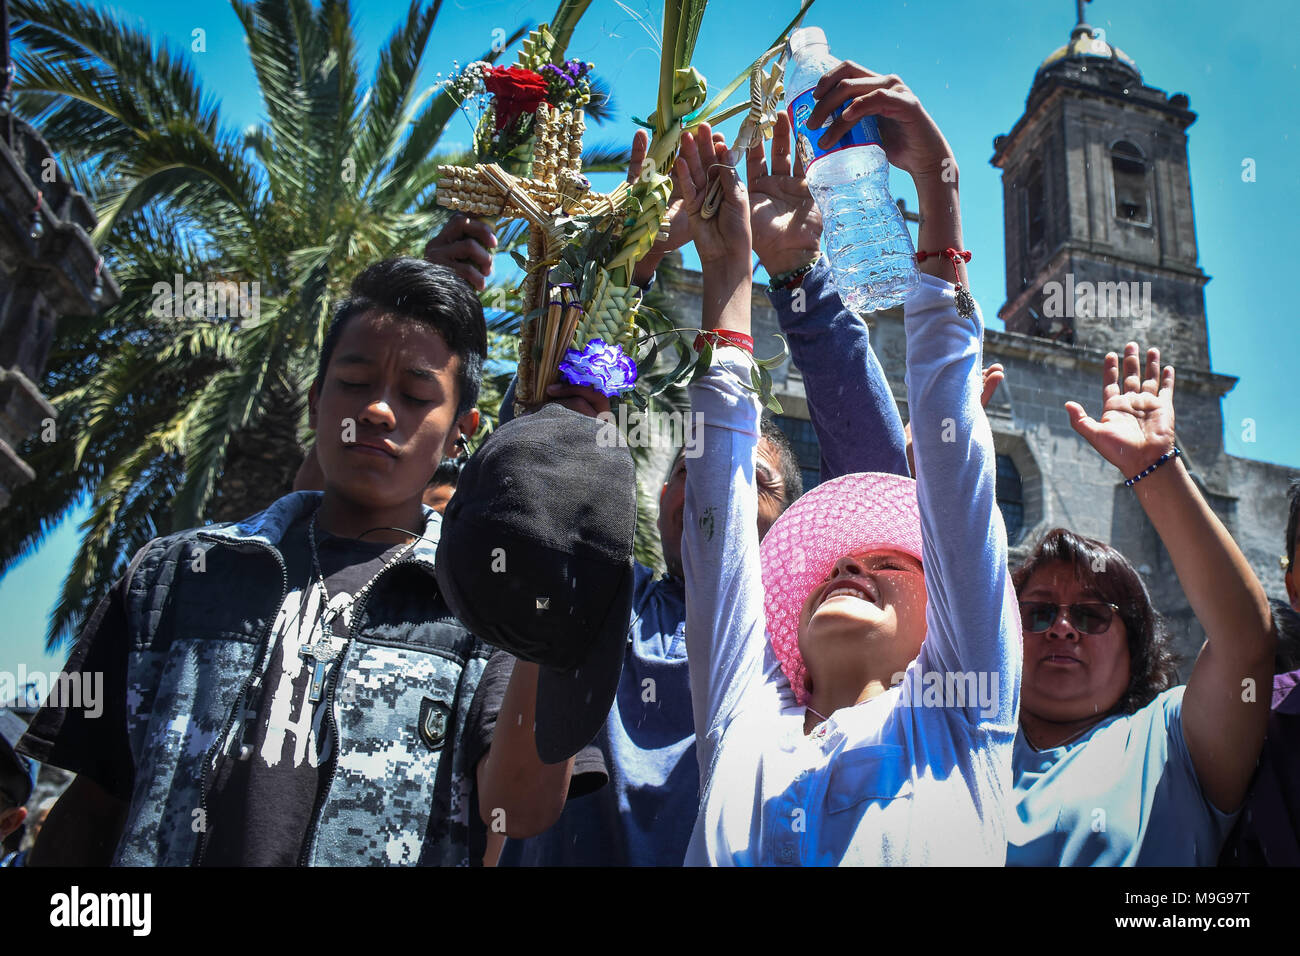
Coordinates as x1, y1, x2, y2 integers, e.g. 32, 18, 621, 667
1065, 343, 1178, 474
746, 112, 822, 275
676, 122, 751, 265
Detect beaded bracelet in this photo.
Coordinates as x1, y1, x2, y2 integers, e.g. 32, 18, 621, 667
693, 329, 754, 354
768, 258, 818, 292
1124, 446, 1181, 488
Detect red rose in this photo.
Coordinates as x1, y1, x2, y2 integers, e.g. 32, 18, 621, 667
484, 66, 550, 131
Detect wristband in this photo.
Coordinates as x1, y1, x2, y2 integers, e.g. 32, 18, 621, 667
1124, 446, 1180, 488
693, 330, 754, 354
768, 258, 818, 292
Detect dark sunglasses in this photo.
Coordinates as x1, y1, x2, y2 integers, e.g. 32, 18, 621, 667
1019, 601, 1120, 635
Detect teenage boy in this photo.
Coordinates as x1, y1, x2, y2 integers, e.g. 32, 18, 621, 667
20, 257, 496, 866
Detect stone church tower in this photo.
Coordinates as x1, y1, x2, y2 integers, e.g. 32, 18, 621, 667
659, 5, 1296, 669
992, 11, 1210, 373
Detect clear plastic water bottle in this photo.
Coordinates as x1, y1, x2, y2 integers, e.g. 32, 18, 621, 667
785, 27, 919, 313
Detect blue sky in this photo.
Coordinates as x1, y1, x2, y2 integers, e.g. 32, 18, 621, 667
3, 0, 1297, 681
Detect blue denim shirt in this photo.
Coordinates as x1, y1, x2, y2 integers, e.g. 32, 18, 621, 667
500, 260, 911, 865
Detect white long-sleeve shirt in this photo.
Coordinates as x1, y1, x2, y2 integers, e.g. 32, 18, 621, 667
682, 275, 1022, 866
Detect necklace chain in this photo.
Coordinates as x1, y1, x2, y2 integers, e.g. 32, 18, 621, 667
307, 510, 417, 641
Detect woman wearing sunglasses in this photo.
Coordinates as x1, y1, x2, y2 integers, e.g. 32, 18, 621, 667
1008, 344, 1275, 865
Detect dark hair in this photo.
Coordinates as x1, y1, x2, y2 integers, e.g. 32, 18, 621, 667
1286, 478, 1300, 569
760, 417, 803, 511
1272, 598, 1300, 675
318, 258, 487, 416
1012, 528, 1180, 714
428, 456, 465, 490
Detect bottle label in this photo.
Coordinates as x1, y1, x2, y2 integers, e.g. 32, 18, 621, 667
787, 85, 882, 170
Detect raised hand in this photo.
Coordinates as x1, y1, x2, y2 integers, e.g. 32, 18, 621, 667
746, 111, 823, 277
806, 64, 956, 187
542, 382, 611, 419
1065, 343, 1177, 474
423, 212, 498, 291
629, 127, 720, 285
675, 121, 751, 268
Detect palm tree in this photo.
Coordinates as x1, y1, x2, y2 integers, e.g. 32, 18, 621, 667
0, 0, 606, 647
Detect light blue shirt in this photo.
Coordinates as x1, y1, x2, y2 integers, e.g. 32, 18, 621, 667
1008, 685, 1236, 866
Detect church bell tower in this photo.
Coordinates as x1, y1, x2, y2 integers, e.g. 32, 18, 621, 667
990, 1, 1212, 371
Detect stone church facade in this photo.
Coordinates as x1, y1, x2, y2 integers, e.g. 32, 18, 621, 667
662, 17, 1295, 669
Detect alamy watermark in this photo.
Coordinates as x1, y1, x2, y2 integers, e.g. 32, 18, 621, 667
50, 886, 151, 936
1042, 274, 1151, 328
0, 667, 103, 718
150, 274, 260, 320
890, 667, 1002, 720
596, 406, 705, 459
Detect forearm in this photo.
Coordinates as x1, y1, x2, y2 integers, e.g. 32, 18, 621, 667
476, 661, 574, 838
684, 352, 766, 790
1134, 459, 1272, 660
1143, 457, 1274, 811
904, 273, 1019, 726
915, 176, 967, 288
768, 261, 908, 479
702, 261, 753, 335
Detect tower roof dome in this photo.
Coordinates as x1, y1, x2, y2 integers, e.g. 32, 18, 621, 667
1036, 23, 1141, 84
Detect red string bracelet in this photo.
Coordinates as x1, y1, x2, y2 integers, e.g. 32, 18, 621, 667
693, 329, 754, 354
915, 247, 975, 317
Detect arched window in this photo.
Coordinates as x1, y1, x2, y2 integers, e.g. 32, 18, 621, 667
1111, 141, 1149, 223
996, 454, 1024, 544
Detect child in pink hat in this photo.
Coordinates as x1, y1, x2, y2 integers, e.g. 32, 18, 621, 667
674, 67, 1021, 866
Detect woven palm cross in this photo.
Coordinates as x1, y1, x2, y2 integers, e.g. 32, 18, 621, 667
435, 104, 626, 238
435, 104, 633, 407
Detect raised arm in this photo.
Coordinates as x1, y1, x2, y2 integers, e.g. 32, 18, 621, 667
1065, 344, 1274, 811
748, 112, 908, 481
675, 123, 773, 788
808, 65, 1020, 726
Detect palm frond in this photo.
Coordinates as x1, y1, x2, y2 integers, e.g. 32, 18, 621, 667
581, 141, 633, 174
582, 71, 616, 125
547, 0, 594, 59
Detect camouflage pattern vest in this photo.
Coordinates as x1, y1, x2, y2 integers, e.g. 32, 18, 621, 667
112, 492, 489, 866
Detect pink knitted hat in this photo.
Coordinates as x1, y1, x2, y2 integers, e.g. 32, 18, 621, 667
760, 472, 924, 705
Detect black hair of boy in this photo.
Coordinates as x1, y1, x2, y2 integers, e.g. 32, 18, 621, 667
319, 258, 487, 415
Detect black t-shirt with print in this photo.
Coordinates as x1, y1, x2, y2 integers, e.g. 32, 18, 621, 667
200, 516, 401, 866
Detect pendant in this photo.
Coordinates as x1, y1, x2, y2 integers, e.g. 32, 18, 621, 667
955, 284, 975, 318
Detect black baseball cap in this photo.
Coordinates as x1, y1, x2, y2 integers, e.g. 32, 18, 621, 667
435, 403, 636, 763
0, 709, 35, 808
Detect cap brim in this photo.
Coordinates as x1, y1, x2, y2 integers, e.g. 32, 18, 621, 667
534, 559, 633, 764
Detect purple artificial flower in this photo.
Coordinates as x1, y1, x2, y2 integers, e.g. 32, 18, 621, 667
557, 338, 637, 396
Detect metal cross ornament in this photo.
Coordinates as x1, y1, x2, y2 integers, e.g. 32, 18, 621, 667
300, 637, 340, 705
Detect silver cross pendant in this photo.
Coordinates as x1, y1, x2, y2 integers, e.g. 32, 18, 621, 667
299, 638, 338, 704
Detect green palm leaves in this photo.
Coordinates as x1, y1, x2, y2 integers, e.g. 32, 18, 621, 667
0, 0, 589, 647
